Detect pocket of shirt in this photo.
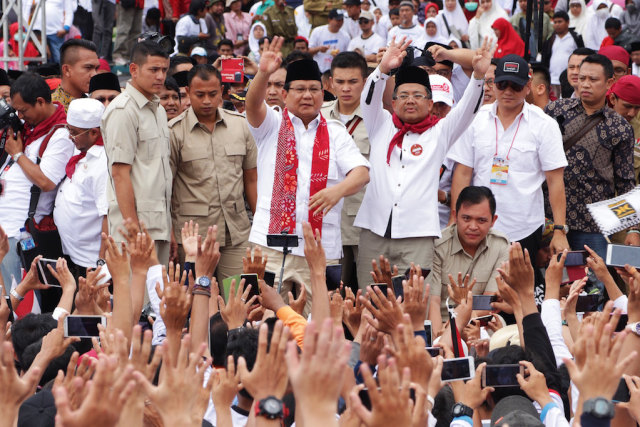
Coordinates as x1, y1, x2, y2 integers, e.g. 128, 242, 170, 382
182, 148, 214, 176
139, 128, 162, 160
225, 144, 246, 174
509, 141, 538, 172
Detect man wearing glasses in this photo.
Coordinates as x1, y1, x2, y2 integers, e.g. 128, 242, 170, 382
54, 99, 108, 279
347, 10, 385, 62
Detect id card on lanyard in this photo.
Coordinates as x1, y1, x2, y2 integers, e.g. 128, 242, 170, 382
489, 115, 523, 186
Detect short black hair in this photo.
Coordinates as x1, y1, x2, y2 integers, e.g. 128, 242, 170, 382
169, 55, 195, 75
531, 62, 551, 93
331, 51, 368, 79
146, 6, 161, 21
21, 339, 76, 386
131, 40, 170, 65
283, 50, 313, 66
553, 10, 570, 21
218, 38, 234, 49
581, 53, 614, 79
11, 313, 57, 368
605, 17, 621, 30
455, 186, 496, 217
225, 328, 259, 399
570, 47, 596, 58
389, 7, 400, 15
60, 39, 97, 66
189, 0, 206, 15
10, 72, 52, 104
209, 313, 228, 367
187, 63, 222, 86
163, 76, 181, 102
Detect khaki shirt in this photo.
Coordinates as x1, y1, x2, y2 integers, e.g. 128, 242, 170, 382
262, 6, 297, 56
169, 107, 258, 247
101, 82, 173, 242
321, 100, 370, 246
427, 224, 509, 317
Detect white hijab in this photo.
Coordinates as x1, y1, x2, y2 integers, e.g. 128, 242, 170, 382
585, 0, 610, 48
437, 0, 469, 38
569, 0, 593, 36
424, 17, 450, 44
468, 0, 508, 49
249, 22, 267, 61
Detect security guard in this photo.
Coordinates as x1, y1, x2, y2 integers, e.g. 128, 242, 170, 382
262, 0, 298, 57
169, 64, 258, 282
101, 41, 173, 265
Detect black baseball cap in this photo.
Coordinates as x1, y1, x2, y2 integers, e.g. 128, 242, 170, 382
630, 41, 640, 53
328, 8, 345, 19
494, 54, 530, 86
344, 0, 361, 5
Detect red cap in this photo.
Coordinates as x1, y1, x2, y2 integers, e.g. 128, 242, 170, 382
610, 75, 640, 105
98, 58, 111, 72
294, 36, 308, 45
46, 78, 61, 91
598, 45, 630, 66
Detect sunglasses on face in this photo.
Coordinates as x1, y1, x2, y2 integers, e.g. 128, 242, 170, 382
359, 18, 371, 23
495, 80, 525, 91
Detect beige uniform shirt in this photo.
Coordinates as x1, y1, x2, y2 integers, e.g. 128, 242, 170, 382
321, 100, 370, 246
426, 224, 509, 317
101, 82, 173, 242
169, 107, 258, 247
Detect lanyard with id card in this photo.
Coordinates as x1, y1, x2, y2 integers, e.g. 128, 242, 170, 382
489, 115, 523, 186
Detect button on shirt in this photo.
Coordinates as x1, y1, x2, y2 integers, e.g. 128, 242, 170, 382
0, 128, 74, 238
101, 82, 173, 242
54, 145, 108, 267
169, 107, 258, 246
355, 67, 485, 239
448, 102, 568, 241
248, 107, 370, 260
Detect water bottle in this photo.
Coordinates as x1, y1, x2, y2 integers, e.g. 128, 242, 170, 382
19, 227, 35, 251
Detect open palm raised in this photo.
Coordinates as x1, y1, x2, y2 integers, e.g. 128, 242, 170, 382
258, 36, 284, 74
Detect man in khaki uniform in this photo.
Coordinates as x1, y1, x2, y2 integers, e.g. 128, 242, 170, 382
102, 41, 173, 265
321, 52, 369, 288
262, 0, 298, 57
426, 186, 509, 327
303, 0, 343, 28
169, 64, 258, 282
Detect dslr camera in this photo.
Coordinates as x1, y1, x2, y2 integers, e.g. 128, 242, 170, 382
137, 31, 175, 55
0, 98, 24, 166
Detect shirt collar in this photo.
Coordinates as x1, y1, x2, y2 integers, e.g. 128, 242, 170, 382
85, 144, 104, 158
489, 100, 530, 122
451, 224, 489, 258
328, 100, 362, 121
126, 82, 160, 109
288, 110, 321, 129
186, 107, 226, 131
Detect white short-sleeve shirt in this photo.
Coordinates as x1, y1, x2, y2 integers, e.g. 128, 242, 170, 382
348, 32, 386, 57
248, 107, 370, 259
448, 102, 568, 241
308, 25, 351, 72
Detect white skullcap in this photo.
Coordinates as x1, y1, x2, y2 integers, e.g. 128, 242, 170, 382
67, 98, 105, 129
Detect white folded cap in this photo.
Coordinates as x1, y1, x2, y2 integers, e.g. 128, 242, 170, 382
67, 98, 105, 129
429, 74, 454, 107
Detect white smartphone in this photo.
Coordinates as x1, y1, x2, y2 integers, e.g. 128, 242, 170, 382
441, 356, 475, 383
64, 315, 106, 338
423, 320, 432, 347
606, 244, 640, 269
37, 258, 62, 287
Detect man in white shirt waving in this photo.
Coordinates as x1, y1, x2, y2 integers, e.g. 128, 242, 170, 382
53, 98, 108, 278
354, 36, 493, 290
245, 36, 370, 314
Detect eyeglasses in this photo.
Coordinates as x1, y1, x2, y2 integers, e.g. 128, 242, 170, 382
495, 80, 525, 92
65, 125, 91, 140
426, 68, 452, 78
359, 18, 371, 23
394, 93, 429, 101
613, 67, 627, 76
94, 95, 117, 104
288, 86, 322, 95
484, 78, 495, 88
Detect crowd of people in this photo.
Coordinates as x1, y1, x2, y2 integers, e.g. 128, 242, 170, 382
0, 0, 639, 426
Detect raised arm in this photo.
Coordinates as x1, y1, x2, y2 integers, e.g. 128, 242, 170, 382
246, 36, 284, 128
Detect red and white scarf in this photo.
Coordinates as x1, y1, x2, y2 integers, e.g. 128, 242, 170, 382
387, 113, 440, 165
269, 108, 330, 236
65, 135, 104, 179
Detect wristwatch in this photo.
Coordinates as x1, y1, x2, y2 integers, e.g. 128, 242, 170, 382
553, 224, 569, 234
10, 288, 24, 301
12, 152, 23, 162
193, 276, 212, 297
626, 321, 640, 337
451, 402, 473, 418
255, 396, 287, 419
583, 397, 614, 419
96, 258, 106, 267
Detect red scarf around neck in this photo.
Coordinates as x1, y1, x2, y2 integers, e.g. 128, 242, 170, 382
387, 113, 440, 164
269, 108, 330, 236
23, 102, 67, 147
65, 135, 104, 179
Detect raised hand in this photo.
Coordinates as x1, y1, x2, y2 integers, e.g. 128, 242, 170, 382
0, 340, 42, 424
379, 36, 412, 74
360, 285, 404, 335
181, 220, 200, 263
242, 245, 267, 280
471, 36, 496, 78
370, 255, 397, 291
218, 278, 257, 329
447, 273, 477, 305
303, 221, 326, 277
196, 225, 220, 279
155, 263, 193, 335
402, 275, 429, 330
258, 36, 284, 74
288, 282, 307, 315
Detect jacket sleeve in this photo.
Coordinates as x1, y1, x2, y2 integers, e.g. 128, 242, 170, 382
522, 312, 562, 393
276, 306, 306, 349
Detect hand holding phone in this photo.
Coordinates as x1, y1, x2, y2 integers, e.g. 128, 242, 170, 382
240, 273, 260, 300
481, 364, 523, 388
64, 315, 106, 338
441, 356, 475, 383
37, 258, 62, 287
472, 295, 496, 311
558, 250, 588, 266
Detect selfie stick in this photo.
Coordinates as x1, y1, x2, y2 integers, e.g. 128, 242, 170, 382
277, 231, 291, 294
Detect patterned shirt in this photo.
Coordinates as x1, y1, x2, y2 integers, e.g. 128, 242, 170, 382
544, 98, 635, 233
51, 85, 76, 113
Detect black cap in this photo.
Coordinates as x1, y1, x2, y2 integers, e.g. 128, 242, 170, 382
394, 65, 431, 92
495, 54, 530, 86
18, 389, 56, 427
631, 41, 640, 52
328, 8, 345, 19
172, 70, 189, 87
89, 72, 121, 93
411, 53, 436, 67
37, 63, 60, 77
424, 41, 454, 68
344, 0, 361, 5
0, 68, 9, 86
285, 59, 322, 83
7, 69, 23, 81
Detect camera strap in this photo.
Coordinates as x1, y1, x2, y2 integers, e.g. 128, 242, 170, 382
27, 124, 66, 219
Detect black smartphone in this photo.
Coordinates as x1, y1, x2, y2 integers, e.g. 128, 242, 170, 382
391, 275, 405, 300
240, 273, 260, 300
64, 315, 106, 338
471, 314, 494, 327
472, 295, 496, 311
612, 377, 630, 403
441, 356, 475, 383
266, 234, 299, 248
371, 283, 388, 295
615, 314, 628, 333
575, 294, 601, 312
37, 258, 61, 287
326, 265, 342, 291
358, 387, 416, 410
263, 271, 276, 287
559, 250, 588, 266
426, 346, 443, 357
424, 320, 432, 347
3, 296, 13, 323
482, 364, 523, 388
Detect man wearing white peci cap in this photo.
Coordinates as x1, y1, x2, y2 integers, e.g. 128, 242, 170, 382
53, 98, 109, 279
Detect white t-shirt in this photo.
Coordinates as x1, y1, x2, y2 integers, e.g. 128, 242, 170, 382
387, 24, 426, 48
448, 102, 568, 241
174, 14, 207, 54
53, 145, 108, 268
343, 16, 362, 39
348, 32, 386, 57
549, 33, 578, 85
309, 25, 351, 72
0, 127, 74, 238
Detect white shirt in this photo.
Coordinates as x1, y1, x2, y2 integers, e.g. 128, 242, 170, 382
633, 63, 640, 77
248, 108, 369, 259
24, 0, 74, 35
53, 145, 108, 268
343, 16, 362, 39
448, 102, 568, 241
348, 32, 386, 57
309, 25, 351, 72
387, 24, 426, 48
549, 33, 578, 85
355, 67, 484, 239
451, 64, 471, 103
174, 15, 207, 54
0, 128, 74, 238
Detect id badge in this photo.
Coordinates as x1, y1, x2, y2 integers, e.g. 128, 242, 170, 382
490, 157, 508, 185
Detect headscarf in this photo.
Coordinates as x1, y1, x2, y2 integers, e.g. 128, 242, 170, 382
492, 17, 524, 57
437, 0, 469, 39
585, 0, 610, 49
248, 22, 267, 61
424, 17, 450, 44
569, 0, 593, 37
468, 0, 508, 49
447, 35, 463, 48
